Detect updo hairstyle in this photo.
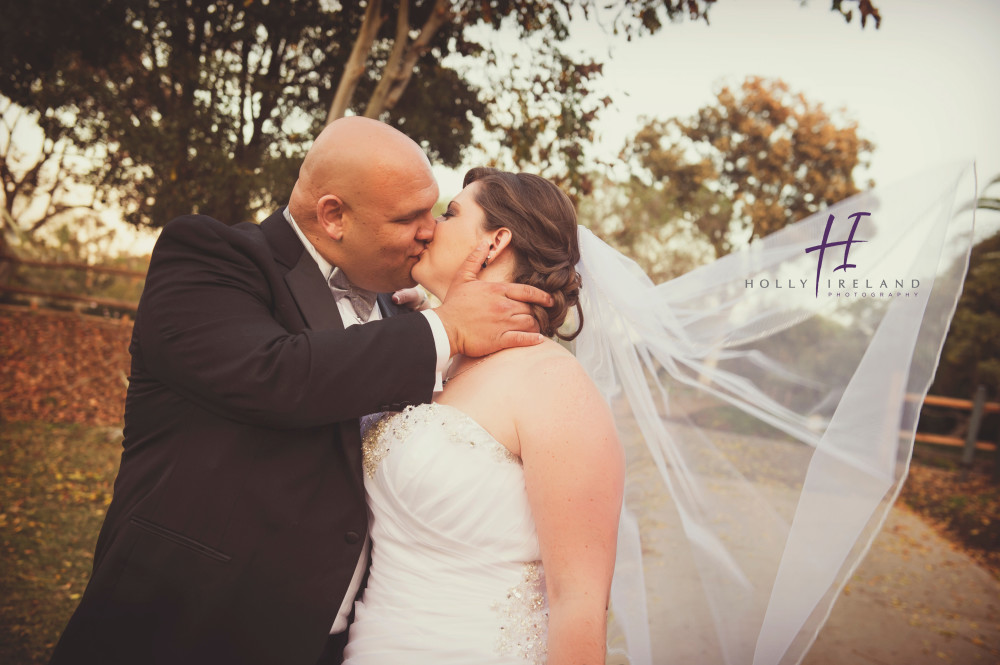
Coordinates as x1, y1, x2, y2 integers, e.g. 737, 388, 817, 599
463, 167, 584, 340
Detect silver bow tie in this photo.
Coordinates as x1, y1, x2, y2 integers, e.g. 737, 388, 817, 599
328, 268, 377, 322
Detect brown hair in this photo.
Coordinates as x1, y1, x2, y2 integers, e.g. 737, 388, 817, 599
463, 167, 583, 340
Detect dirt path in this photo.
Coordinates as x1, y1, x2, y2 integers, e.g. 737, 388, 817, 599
805, 505, 1000, 665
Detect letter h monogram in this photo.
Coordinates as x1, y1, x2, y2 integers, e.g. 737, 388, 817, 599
804, 212, 869, 297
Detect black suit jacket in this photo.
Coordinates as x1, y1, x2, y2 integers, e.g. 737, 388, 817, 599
50, 210, 437, 665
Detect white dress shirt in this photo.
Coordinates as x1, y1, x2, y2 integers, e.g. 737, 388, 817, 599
283, 209, 449, 633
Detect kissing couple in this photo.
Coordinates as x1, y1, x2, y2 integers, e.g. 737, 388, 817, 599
50, 116, 975, 665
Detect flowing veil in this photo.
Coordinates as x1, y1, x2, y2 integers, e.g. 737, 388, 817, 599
575, 163, 978, 665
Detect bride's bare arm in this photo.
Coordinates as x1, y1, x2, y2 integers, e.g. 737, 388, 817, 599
516, 355, 625, 665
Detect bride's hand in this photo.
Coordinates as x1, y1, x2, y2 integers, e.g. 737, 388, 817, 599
391, 287, 428, 310
434, 241, 553, 357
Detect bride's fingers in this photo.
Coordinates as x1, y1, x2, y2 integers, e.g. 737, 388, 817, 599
391, 287, 427, 309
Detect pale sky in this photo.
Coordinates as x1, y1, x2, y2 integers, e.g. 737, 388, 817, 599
435, 0, 1000, 239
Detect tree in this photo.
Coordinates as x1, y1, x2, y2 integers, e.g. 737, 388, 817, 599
930, 185, 1000, 400
971, 174, 1000, 213
0, 96, 108, 263
621, 77, 875, 260
582, 76, 875, 280
0, 1, 882, 229
577, 172, 719, 282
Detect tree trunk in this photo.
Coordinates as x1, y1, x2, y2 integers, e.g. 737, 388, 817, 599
363, 0, 410, 118
326, 0, 385, 124
0, 206, 13, 284
364, 0, 452, 119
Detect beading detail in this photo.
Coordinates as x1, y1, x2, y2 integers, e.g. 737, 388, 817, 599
493, 561, 549, 664
361, 406, 417, 479
361, 403, 522, 478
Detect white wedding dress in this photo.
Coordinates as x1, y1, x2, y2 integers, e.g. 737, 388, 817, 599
342, 402, 549, 665
343, 163, 977, 665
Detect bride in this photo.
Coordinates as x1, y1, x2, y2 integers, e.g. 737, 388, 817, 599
343, 167, 622, 664
343, 163, 975, 665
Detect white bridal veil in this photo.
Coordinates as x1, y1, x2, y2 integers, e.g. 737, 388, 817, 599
576, 163, 977, 665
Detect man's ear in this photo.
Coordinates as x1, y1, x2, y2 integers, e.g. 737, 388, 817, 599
316, 194, 346, 241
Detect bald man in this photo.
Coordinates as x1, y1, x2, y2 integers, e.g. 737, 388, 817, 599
49, 118, 552, 665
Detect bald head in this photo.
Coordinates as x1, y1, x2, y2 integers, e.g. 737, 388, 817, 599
287, 116, 439, 292
289, 116, 432, 224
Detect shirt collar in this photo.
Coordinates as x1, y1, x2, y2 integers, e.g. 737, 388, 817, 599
283, 207, 334, 282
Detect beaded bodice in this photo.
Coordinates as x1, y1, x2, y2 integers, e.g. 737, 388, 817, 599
343, 402, 548, 665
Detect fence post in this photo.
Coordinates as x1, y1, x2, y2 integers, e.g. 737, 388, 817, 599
994, 418, 1000, 485
961, 384, 987, 467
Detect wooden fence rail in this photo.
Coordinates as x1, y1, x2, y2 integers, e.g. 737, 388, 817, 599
912, 386, 999, 482
0, 284, 140, 312
914, 386, 1000, 452
0, 255, 143, 313
922, 393, 1000, 414
1, 256, 147, 278
914, 391, 999, 453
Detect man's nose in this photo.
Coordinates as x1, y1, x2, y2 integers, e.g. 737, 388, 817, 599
416, 213, 435, 241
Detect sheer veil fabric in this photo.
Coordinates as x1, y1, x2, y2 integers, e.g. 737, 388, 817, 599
575, 163, 977, 665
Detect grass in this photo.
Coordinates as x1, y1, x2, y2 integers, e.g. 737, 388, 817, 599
0, 421, 122, 665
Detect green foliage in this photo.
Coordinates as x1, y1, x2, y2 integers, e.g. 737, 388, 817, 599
0, 206, 148, 313
972, 174, 1000, 212
0, 98, 107, 260
622, 77, 875, 260
830, 0, 882, 28
4, 1, 416, 225
0, 0, 579, 226
931, 229, 1000, 399
580, 76, 875, 281
577, 174, 717, 282
2, 259, 146, 315
0, 0, 882, 231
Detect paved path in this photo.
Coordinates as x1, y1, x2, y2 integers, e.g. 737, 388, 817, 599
805, 506, 1000, 665
613, 412, 1000, 664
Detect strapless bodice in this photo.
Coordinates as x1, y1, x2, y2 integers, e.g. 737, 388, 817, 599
342, 402, 548, 664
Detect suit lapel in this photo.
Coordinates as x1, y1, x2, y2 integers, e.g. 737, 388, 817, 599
263, 211, 369, 490
284, 252, 344, 332
376, 292, 404, 319
261, 210, 344, 333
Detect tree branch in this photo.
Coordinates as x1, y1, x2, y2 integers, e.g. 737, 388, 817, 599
365, 0, 453, 117
0, 100, 21, 156
248, 33, 288, 151
236, 36, 253, 158
364, 0, 411, 117
327, 0, 385, 124
29, 203, 91, 234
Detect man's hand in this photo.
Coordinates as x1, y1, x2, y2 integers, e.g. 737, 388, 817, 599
434, 242, 554, 357
391, 287, 429, 310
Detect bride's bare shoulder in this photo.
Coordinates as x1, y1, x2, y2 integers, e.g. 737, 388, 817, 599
499, 339, 604, 407
505, 340, 619, 456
